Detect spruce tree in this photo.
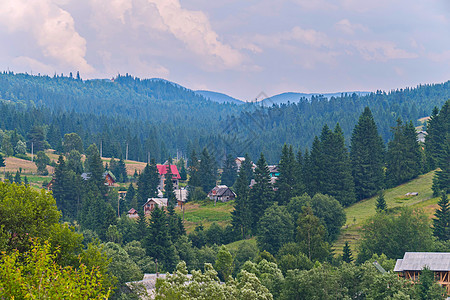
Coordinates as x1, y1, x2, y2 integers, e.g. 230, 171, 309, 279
231, 168, 252, 239
375, 190, 387, 212
125, 183, 136, 210
320, 124, 356, 207
248, 153, 274, 234
137, 160, 159, 206
221, 154, 238, 187
342, 241, 353, 263
294, 149, 305, 196
350, 107, 385, 200
431, 101, 449, 196
52, 155, 67, 214
425, 106, 441, 171
164, 161, 177, 207
276, 144, 298, 205
14, 170, 21, 184
433, 193, 450, 241
386, 119, 421, 187
241, 153, 254, 185
198, 147, 217, 193
188, 150, 201, 188
0, 153, 5, 168
23, 176, 28, 185
85, 144, 106, 195
305, 136, 322, 196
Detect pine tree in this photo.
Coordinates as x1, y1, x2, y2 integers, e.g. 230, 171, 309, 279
137, 160, 159, 206
240, 153, 254, 185
276, 144, 298, 205
305, 136, 322, 196
0, 153, 5, 168
425, 106, 441, 171
294, 149, 305, 196
320, 124, 356, 207
85, 144, 106, 195
342, 241, 353, 263
198, 148, 217, 193
375, 190, 387, 212
52, 155, 67, 214
24, 176, 28, 185
125, 183, 136, 210
14, 170, 21, 184
248, 153, 274, 234
231, 168, 252, 239
433, 193, 450, 241
221, 154, 237, 187
431, 101, 449, 196
350, 107, 385, 200
167, 204, 185, 243
386, 119, 421, 187
188, 150, 201, 188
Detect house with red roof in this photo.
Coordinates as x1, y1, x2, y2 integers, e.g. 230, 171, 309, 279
156, 164, 181, 191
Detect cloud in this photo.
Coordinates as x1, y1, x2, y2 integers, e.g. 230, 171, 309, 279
254, 26, 331, 49
348, 40, 418, 61
148, 0, 244, 69
0, 0, 93, 73
335, 19, 368, 35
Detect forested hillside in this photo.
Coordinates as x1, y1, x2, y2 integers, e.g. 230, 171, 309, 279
0, 71, 449, 163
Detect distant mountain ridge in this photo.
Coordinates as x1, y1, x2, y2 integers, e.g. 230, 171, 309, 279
194, 89, 370, 105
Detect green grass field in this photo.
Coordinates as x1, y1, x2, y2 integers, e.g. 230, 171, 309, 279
334, 170, 437, 255
176, 199, 235, 233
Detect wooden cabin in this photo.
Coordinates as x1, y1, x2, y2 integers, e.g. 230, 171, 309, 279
394, 252, 450, 295
208, 185, 236, 202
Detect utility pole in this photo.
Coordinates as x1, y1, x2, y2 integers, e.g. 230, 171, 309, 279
100, 140, 103, 158
31, 142, 34, 162
126, 143, 129, 161
148, 152, 150, 164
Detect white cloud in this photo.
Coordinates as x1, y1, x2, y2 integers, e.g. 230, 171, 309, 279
254, 26, 331, 49
148, 0, 244, 69
335, 19, 368, 35
348, 40, 418, 61
0, 0, 93, 73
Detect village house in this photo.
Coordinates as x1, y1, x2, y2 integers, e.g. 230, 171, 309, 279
143, 198, 168, 215
208, 185, 236, 202
127, 208, 139, 219
394, 252, 450, 295
156, 164, 181, 191
235, 157, 256, 171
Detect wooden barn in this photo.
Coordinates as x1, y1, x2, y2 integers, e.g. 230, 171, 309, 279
394, 252, 450, 294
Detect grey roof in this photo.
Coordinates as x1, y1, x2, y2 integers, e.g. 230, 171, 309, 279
394, 252, 450, 272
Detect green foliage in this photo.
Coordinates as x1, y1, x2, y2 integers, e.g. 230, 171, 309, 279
221, 153, 238, 187
275, 144, 299, 205
215, 245, 234, 281
351, 107, 385, 200
288, 193, 346, 243
357, 207, 434, 262
232, 167, 251, 239
433, 193, 450, 241
0, 153, 5, 168
155, 261, 273, 300
375, 190, 387, 212
342, 241, 353, 263
0, 240, 111, 299
257, 203, 294, 254
241, 259, 284, 298
198, 147, 217, 193
248, 153, 274, 234
415, 267, 446, 300
102, 242, 143, 285
137, 160, 159, 206
35, 150, 50, 175
296, 206, 330, 262
386, 119, 422, 187
63, 132, 84, 153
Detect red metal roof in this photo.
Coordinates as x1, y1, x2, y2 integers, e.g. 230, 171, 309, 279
156, 164, 181, 179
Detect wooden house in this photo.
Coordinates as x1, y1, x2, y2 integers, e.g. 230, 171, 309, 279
127, 208, 139, 219
143, 198, 168, 215
208, 185, 236, 202
103, 171, 116, 186
394, 252, 450, 295
156, 164, 181, 191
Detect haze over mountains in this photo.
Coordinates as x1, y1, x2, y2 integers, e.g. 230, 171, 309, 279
0, 71, 449, 163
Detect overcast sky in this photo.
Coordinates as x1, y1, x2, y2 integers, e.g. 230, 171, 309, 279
0, 0, 449, 100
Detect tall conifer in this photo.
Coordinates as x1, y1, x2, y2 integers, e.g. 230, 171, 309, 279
350, 107, 385, 200
276, 144, 297, 205
433, 193, 450, 241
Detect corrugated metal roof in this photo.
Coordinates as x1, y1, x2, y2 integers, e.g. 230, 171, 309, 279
394, 252, 450, 272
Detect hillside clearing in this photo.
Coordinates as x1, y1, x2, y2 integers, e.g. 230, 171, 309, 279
334, 170, 436, 255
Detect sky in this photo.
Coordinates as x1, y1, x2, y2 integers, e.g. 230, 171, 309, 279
0, 0, 449, 100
